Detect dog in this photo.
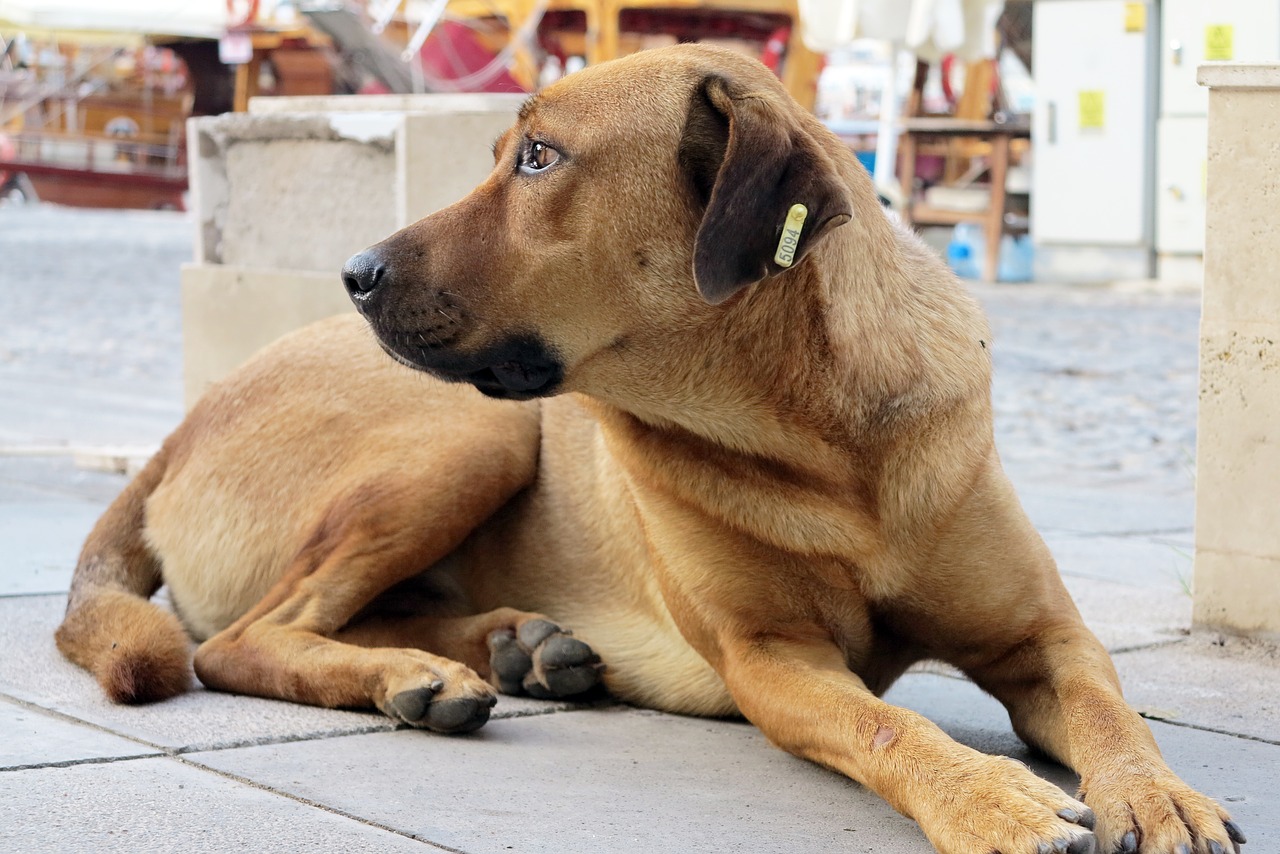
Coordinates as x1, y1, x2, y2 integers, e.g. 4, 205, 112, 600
56, 44, 1244, 854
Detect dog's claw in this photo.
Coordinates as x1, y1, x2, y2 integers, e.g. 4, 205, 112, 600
1225, 821, 1247, 845
1210, 841, 1226, 854
1115, 830, 1138, 853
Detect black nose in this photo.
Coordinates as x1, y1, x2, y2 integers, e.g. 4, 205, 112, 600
342, 250, 387, 300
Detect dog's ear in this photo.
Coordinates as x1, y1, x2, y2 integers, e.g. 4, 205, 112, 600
680, 75, 853, 305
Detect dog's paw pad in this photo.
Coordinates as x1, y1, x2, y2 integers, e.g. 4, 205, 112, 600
387, 681, 442, 722
515, 618, 560, 650
489, 630, 533, 694
488, 620, 604, 699
388, 685, 495, 734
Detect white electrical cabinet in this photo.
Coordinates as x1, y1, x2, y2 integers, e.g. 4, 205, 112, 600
1157, 0, 1280, 257
1032, 0, 1153, 249
1161, 0, 1280, 117
1155, 115, 1207, 254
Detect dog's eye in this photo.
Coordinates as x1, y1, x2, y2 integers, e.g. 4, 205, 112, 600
520, 141, 560, 174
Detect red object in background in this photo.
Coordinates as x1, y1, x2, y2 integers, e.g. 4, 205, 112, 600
760, 25, 788, 74
0, 132, 14, 187
940, 55, 956, 104
419, 21, 527, 93
226, 0, 260, 30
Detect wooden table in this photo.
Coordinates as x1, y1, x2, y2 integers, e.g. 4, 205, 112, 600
897, 117, 1031, 282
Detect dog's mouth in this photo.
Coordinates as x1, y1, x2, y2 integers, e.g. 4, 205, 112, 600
374, 330, 564, 401
463, 361, 560, 399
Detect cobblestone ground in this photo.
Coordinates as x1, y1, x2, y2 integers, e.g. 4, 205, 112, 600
978, 282, 1199, 497
0, 205, 190, 390
0, 205, 1200, 505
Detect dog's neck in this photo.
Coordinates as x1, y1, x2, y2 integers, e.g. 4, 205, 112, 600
586, 170, 993, 474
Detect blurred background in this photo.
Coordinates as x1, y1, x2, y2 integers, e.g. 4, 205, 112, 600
2, 0, 1273, 287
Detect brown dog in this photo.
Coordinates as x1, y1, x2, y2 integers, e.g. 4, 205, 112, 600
57, 45, 1243, 854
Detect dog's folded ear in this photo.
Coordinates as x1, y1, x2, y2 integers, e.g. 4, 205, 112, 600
680, 74, 853, 305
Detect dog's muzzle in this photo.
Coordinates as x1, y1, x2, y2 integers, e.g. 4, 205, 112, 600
342, 250, 564, 401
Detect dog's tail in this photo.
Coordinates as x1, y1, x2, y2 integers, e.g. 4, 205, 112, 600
55, 446, 191, 703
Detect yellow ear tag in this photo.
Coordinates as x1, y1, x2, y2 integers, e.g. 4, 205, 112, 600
774, 204, 809, 268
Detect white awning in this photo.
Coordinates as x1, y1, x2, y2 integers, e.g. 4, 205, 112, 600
798, 0, 1005, 61
0, 0, 227, 41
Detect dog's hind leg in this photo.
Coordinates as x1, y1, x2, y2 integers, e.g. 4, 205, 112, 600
338, 609, 605, 700
193, 429, 541, 733
56, 446, 192, 704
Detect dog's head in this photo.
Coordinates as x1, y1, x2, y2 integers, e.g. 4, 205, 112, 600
343, 44, 854, 401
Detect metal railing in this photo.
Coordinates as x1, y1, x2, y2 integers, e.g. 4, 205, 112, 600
0, 131, 185, 179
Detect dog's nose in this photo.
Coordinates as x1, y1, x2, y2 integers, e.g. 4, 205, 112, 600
342, 250, 387, 300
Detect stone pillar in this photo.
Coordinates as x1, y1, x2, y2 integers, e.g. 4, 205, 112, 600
1193, 64, 1280, 638
182, 93, 523, 407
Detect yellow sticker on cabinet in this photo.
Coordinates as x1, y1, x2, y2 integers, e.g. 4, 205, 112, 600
1124, 3, 1146, 33
1078, 91, 1105, 131
1205, 24, 1234, 61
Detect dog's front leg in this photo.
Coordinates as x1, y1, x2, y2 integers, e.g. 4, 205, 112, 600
716, 634, 1099, 854
968, 622, 1245, 853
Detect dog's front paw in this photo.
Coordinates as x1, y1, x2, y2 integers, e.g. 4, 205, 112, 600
920, 754, 1099, 854
379, 656, 497, 734
487, 619, 604, 699
1082, 770, 1244, 854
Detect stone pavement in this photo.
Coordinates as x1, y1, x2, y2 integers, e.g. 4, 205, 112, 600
1, 206, 1276, 853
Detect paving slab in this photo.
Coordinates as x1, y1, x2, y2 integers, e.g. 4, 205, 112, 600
0, 595, 396, 751
190, 704, 927, 854
0, 457, 126, 595
1111, 634, 1280, 743
1044, 529, 1195, 592
0, 756, 432, 853
1060, 573, 1192, 652
888, 675, 1276, 849
189, 673, 1276, 854
0, 595, 605, 752
1016, 482, 1194, 537
0, 497, 102, 596
0, 371, 182, 448
0, 456, 129, 505
0, 697, 159, 769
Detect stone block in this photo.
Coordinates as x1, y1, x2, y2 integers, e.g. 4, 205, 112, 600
1195, 322, 1280, 556
1194, 64, 1280, 637
1203, 88, 1280, 324
188, 113, 400, 272
1193, 549, 1280, 637
397, 111, 514, 224
1194, 321, 1280, 637
247, 92, 526, 116
181, 264, 354, 408
183, 95, 523, 404
188, 95, 521, 273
